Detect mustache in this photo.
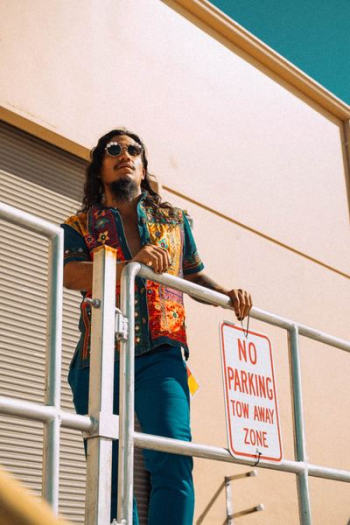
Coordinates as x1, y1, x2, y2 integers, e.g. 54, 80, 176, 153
115, 161, 134, 170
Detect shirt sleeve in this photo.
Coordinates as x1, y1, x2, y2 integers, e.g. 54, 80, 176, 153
182, 211, 205, 275
60, 223, 90, 266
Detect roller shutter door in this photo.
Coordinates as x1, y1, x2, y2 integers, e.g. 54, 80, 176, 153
0, 121, 150, 523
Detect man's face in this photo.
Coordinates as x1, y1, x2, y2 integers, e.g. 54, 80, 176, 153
100, 134, 145, 193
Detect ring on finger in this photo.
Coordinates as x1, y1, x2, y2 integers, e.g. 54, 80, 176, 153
146, 260, 153, 267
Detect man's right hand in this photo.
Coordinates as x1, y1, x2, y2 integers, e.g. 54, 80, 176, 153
131, 244, 170, 274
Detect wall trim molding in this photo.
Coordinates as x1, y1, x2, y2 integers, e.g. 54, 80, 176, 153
168, 0, 350, 120
163, 184, 350, 280
0, 107, 90, 161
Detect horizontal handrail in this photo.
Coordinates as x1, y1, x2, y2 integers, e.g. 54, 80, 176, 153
133, 431, 350, 483
0, 396, 93, 432
0, 201, 62, 239
137, 265, 350, 352
1, 394, 348, 484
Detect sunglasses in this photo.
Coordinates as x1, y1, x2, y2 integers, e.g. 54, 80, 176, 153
105, 141, 143, 158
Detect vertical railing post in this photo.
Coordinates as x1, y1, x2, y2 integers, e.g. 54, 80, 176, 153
289, 326, 312, 525
117, 262, 141, 524
85, 246, 118, 525
42, 230, 64, 514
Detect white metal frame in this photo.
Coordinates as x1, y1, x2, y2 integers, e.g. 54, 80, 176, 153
0, 202, 91, 514
116, 262, 350, 525
0, 202, 349, 525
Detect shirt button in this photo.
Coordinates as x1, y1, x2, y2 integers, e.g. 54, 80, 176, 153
135, 311, 139, 317
142, 317, 147, 324
135, 325, 140, 331
136, 337, 141, 343
135, 299, 138, 305
147, 289, 152, 294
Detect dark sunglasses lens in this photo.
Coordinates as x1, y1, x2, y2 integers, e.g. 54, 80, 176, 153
128, 144, 142, 156
107, 144, 122, 156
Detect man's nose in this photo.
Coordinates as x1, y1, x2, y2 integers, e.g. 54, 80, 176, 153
119, 146, 131, 161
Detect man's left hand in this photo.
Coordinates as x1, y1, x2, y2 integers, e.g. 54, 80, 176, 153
185, 272, 253, 320
226, 289, 252, 321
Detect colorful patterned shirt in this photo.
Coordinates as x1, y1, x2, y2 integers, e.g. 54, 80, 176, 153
61, 193, 204, 368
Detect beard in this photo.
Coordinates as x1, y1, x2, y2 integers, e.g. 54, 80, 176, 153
109, 177, 139, 202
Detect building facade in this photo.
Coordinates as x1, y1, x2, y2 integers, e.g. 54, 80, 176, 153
0, 1, 349, 523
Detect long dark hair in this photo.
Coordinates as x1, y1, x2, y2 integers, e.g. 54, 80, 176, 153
81, 128, 175, 215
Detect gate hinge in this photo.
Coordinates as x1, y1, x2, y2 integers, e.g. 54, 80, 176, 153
115, 308, 128, 341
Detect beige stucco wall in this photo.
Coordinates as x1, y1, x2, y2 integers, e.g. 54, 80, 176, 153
1, 0, 349, 523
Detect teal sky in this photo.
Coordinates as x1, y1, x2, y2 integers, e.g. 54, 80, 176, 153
211, 1, 350, 105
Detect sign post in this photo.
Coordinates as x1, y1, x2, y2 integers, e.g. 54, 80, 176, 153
220, 322, 282, 463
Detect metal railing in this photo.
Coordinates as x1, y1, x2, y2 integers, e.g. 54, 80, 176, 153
0, 202, 349, 525
116, 259, 350, 525
0, 202, 94, 516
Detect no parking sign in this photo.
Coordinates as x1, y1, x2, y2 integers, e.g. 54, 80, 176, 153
220, 322, 283, 463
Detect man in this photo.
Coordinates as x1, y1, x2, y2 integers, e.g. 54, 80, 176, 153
61, 128, 252, 525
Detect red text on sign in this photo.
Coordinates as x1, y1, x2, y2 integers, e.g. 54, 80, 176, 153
238, 339, 257, 364
243, 428, 268, 448
230, 400, 249, 418
254, 405, 274, 424
227, 367, 274, 400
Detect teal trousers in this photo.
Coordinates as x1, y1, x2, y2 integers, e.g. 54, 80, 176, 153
68, 345, 195, 524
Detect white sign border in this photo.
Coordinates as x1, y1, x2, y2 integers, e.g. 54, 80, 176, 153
219, 321, 283, 464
